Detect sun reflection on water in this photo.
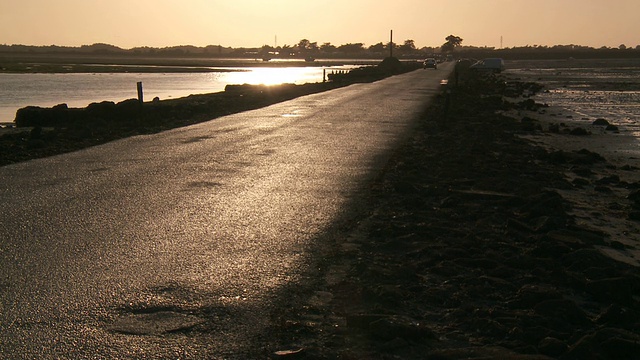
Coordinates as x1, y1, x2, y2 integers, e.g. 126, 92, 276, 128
223, 67, 322, 86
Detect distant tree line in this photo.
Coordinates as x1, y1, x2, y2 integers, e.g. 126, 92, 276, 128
1, 38, 639, 60
0, 40, 435, 59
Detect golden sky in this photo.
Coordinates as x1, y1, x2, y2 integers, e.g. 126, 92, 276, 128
1, 0, 638, 49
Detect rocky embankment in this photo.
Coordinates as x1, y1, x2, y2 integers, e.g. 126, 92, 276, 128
267, 72, 640, 359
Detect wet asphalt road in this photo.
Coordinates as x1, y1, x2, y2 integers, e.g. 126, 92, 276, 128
0, 64, 451, 358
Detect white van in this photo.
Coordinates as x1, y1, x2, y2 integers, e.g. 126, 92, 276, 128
470, 58, 505, 73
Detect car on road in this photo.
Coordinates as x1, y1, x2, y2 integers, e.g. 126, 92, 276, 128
423, 58, 438, 69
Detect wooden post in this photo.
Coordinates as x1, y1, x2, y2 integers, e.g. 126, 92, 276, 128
137, 82, 143, 104
390, 30, 393, 58
323, 68, 326, 82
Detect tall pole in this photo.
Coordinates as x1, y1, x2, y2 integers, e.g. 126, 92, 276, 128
390, 29, 393, 58
137, 81, 143, 104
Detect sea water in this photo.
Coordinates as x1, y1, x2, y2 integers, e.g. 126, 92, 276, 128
507, 58, 640, 136
0, 65, 358, 123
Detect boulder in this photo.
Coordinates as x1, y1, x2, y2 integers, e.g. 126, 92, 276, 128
85, 101, 117, 119
15, 105, 70, 127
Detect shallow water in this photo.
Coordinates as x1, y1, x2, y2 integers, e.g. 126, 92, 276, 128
0, 65, 358, 123
507, 59, 640, 136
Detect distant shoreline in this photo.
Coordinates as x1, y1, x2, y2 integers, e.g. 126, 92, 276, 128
0, 53, 386, 74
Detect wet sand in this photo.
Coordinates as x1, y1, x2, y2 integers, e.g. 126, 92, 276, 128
267, 69, 640, 359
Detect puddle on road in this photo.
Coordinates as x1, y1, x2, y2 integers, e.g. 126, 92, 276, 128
108, 309, 205, 335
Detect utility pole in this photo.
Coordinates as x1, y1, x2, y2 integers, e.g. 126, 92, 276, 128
389, 29, 393, 58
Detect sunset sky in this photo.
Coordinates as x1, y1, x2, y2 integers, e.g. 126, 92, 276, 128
1, 0, 639, 49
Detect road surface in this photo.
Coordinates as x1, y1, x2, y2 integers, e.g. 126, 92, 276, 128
0, 64, 451, 358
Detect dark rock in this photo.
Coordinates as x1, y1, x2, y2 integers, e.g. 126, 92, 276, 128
627, 190, 640, 202
86, 101, 117, 120
567, 328, 640, 360
379, 337, 409, 351
594, 185, 612, 193
600, 334, 640, 359
346, 314, 387, 329
368, 315, 436, 341
517, 98, 541, 110
522, 190, 567, 219
30, 126, 43, 139
586, 276, 640, 305
547, 149, 604, 165
538, 336, 568, 357
605, 124, 619, 132
377, 57, 403, 74
531, 215, 564, 232
595, 175, 620, 185
521, 117, 542, 131
569, 127, 590, 136
115, 98, 143, 119
548, 123, 560, 133
572, 167, 593, 177
530, 241, 572, 258
592, 118, 610, 126
15, 105, 70, 127
595, 304, 639, 327
564, 333, 597, 360
534, 299, 591, 325
544, 230, 588, 249
514, 284, 562, 308
428, 346, 554, 359
225, 84, 269, 93
577, 149, 605, 161
608, 240, 626, 249
564, 249, 612, 271
572, 178, 591, 187
629, 211, 640, 221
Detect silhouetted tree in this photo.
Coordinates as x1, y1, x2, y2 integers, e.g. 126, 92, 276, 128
441, 35, 463, 53
337, 43, 365, 55
297, 39, 311, 50
320, 42, 336, 52
368, 42, 386, 53
397, 39, 417, 56
401, 40, 416, 50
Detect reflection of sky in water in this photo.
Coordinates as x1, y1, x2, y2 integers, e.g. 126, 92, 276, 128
537, 89, 640, 135
509, 61, 640, 136
222, 67, 329, 86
